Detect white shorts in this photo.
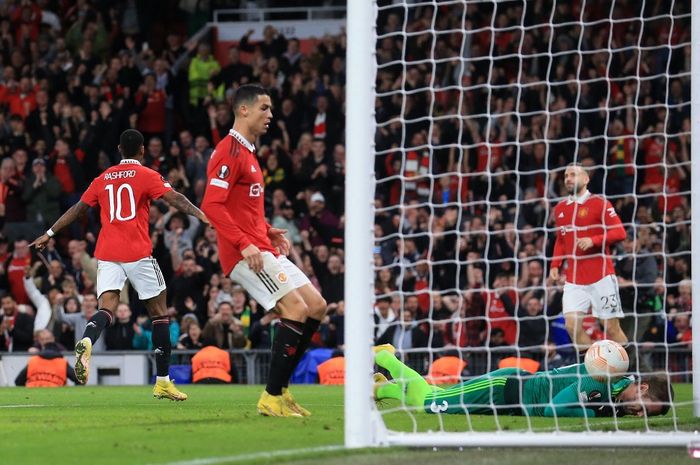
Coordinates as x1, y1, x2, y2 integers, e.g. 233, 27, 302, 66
562, 275, 624, 320
230, 252, 310, 311
96, 257, 166, 301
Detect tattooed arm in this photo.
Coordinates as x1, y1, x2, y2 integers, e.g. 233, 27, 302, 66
161, 190, 210, 226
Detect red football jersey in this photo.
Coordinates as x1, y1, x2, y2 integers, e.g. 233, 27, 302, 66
551, 191, 626, 285
200, 130, 276, 275
80, 159, 171, 262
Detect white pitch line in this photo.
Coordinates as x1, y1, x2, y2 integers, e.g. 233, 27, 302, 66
148, 445, 345, 465
0, 404, 47, 408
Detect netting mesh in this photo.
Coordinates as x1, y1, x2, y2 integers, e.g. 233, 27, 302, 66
371, 0, 692, 435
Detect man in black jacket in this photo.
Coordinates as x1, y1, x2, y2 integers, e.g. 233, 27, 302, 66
0, 292, 34, 351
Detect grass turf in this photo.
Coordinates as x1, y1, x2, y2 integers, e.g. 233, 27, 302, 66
0, 384, 698, 465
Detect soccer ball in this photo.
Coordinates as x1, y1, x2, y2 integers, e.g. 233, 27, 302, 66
584, 340, 629, 381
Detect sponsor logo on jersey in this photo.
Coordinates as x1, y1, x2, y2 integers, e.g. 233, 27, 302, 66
587, 390, 602, 402
249, 183, 263, 197
276, 271, 288, 283
218, 165, 230, 179
429, 400, 448, 413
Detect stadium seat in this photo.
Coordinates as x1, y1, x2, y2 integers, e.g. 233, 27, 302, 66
425, 356, 467, 385
498, 357, 540, 374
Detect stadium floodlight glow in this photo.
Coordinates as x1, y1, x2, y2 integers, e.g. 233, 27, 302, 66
346, 0, 700, 448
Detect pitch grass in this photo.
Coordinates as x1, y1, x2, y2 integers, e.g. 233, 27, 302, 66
1, 384, 698, 465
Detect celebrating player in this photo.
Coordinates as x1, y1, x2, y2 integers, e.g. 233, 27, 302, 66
201, 85, 327, 417
550, 164, 628, 350
30, 129, 208, 401
373, 345, 672, 418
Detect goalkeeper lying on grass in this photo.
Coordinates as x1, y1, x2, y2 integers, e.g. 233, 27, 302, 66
373, 345, 672, 418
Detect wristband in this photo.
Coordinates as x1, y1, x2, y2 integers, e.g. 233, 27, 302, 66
46, 228, 55, 238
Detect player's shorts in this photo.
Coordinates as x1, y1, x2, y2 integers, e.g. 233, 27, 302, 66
230, 251, 311, 311
562, 274, 624, 320
423, 368, 528, 415
96, 257, 166, 300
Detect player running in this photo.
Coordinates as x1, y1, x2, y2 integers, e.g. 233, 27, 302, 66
550, 163, 628, 350
373, 345, 672, 418
30, 129, 208, 401
201, 85, 327, 417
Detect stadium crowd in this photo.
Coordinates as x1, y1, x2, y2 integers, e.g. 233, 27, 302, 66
0, 1, 691, 375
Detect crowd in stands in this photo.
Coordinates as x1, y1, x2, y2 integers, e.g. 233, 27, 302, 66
0, 0, 692, 376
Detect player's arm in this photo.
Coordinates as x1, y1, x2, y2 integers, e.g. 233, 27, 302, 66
29, 201, 90, 251
542, 384, 596, 418
161, 190, 209, 225
549, 214, 566, 281
588, 200, 626, 248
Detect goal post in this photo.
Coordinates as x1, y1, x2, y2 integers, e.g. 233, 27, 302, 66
691, 0, 700, 419
344, 0, 377, 449
346, 0, 699, 448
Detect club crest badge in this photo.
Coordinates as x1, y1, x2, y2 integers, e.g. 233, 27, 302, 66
276, 271, 288, 283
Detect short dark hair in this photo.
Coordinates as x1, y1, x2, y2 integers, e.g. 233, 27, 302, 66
232, 85, 269, 114
644, 375, 675, 416
119, 129, 144, 158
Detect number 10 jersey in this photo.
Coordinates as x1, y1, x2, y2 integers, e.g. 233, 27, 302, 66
80, 159, 172, 262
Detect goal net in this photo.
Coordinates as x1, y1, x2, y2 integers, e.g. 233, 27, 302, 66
345, 0, 698, 448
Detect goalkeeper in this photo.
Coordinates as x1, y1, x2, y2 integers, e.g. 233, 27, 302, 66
373, 345, 672, 418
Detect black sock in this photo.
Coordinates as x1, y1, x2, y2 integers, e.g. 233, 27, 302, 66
283, 317, 321, 389
151, 317, 171, 377
82, 309, 112, 344
266, 318, 303, 396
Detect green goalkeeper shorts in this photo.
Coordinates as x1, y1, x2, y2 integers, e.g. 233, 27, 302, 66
423, 368, 528, 415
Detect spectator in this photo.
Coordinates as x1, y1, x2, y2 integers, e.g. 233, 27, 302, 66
56, 292, 105, 352
376, 307, 429, 349
22, 158, 61, 228
188, 43, 220, 106
105, 303, 135, 351
201, 302, 246, 349
177, 322, 203, 350
0, 292, 33, 351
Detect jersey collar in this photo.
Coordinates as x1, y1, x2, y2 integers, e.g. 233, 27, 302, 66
566, 189, 591, 205
120, 159, 142, 165
229, 129, 256, 152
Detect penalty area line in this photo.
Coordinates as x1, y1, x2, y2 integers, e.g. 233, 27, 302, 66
148, 444, 345, 465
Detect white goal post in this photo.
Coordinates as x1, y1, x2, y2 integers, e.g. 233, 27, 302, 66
346, 0, 700, 448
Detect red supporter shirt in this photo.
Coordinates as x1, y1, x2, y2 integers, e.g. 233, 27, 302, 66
551, 190, 626, 285
201, 130, 275, 275
80, 159, 172, 262
8, 255, 31, 304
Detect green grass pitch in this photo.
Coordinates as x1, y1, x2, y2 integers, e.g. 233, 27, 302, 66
1, 384, 699, 465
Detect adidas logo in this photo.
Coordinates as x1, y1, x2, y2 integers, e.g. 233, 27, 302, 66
251, 165, 257, 173
558, 212, 564, 218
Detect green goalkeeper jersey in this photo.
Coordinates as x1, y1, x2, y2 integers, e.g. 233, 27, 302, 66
522, 363, 633, 417
422, 364, 633, 417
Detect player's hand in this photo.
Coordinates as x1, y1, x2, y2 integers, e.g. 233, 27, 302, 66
198, 212, 211, 226
549, 267, 560, 282
576, 237, 594, 251
267, 228, 290, 256
242, 244, 263, 273
29, 234, 50, 251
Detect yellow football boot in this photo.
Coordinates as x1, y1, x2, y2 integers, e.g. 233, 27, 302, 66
282, 387, 311, 417
257, 391, 302, 417
153, 379, 188, 401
